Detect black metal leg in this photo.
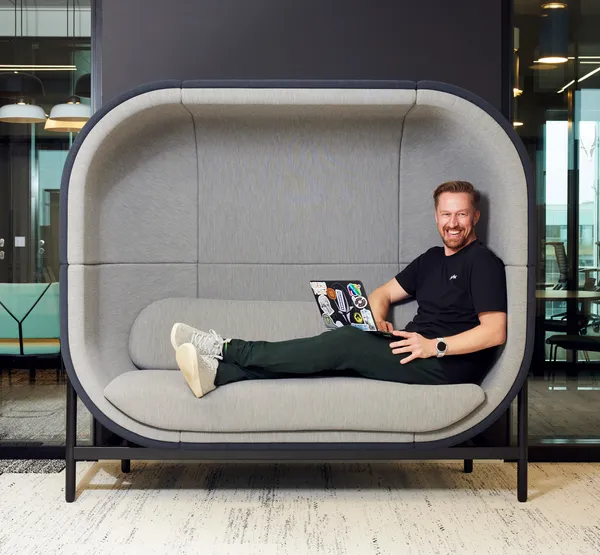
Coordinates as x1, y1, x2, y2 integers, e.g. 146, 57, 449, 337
65, 377, 77, 503
29, 368, 36, 382
517, 378, 528, 502
121, 459, 131, 473
464, 459, 473, 473
57, 355, 65, 383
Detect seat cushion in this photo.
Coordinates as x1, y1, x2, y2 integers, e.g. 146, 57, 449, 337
104, 370, 485, 434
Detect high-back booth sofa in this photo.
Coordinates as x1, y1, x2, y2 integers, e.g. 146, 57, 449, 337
60, 80, 533, 503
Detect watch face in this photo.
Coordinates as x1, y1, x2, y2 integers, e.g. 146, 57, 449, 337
437, 341, 447, 352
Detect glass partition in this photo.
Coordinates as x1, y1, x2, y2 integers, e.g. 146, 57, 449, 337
514, 0, 600, 450
0, 1, 93, 451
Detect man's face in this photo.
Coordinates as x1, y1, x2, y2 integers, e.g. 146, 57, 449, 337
435, 192, 480, 252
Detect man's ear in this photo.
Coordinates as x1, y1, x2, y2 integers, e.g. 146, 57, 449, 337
473, 210, 481, 226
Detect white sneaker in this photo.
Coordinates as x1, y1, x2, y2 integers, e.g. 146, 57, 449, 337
175, 343, 218, 398
170, 324, 229, 359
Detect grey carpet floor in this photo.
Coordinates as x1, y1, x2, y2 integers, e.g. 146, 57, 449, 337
0, 459, 65, 474
1, 460, 600, 554
0, 371, 92, 444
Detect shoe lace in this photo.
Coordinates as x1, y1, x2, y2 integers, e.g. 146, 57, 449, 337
190, 329, 226, 360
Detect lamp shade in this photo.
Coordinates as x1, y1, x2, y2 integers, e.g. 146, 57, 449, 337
539, 8, 569, 63
49, 96, 91, 121
74, 73, 91, 98
0, 101, 46, 123
0, 72, 44, 99
44, 118, 85, 133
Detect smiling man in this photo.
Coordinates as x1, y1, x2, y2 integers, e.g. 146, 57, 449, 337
170, 180, 508, 398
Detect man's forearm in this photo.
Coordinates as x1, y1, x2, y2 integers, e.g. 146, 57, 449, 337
442, 324, 506, 356
368, 287, 391, 322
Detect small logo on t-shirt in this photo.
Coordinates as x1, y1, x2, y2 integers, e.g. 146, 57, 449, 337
450, 274, 458, 280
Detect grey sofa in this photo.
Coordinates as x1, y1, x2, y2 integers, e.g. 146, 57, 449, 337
60, 80, 533, 502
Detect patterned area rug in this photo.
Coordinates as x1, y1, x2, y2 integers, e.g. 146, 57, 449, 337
1, 461, 600, 554
0, 459, 65, 475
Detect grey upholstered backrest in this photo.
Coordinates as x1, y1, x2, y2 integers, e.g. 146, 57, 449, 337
395, 85, 529, 443
61, 81, 532, 446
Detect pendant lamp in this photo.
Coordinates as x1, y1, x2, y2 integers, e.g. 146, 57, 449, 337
0, 97, 46, 124
74, 73, 91, 98
538, 4, 569, 64
49, 95, 91, 122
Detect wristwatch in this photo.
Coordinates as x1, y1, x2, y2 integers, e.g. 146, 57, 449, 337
436, 338, 447, 358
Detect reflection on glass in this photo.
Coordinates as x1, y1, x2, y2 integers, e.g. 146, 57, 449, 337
515, 0, 600, 446
0, 5, 92, 449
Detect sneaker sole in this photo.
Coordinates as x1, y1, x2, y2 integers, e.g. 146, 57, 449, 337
170, 323, 184, 352
176, 343, 204, 398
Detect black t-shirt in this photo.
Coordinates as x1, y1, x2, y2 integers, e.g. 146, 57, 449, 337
395, 240, 507, 379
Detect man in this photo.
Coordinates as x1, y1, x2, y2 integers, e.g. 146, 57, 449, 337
171, 181, 507, 398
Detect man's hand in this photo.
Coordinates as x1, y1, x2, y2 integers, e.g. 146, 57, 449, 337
376, 320, 394, 333
390, 330, 436, 364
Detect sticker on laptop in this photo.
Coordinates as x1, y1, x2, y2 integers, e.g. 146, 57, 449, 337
327, 287, 337, 300
353, 295, 367, 309
353, 312, 364, 324
318, 295, 335, 316
311, 282, 327, 296
351, 323, 370, 331
347, 283, 361, 297
335, 289, 350, 312
360, 309, 376, 329
322, 314, 337, 329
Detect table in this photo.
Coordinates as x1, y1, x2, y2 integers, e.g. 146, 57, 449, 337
535, 289, 600, 367
578, 267, 600, 281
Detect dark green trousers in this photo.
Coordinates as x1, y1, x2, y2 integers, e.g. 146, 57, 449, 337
215, 326, 453, 387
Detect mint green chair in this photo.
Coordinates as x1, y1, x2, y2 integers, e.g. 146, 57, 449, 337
0, 282, 61, 381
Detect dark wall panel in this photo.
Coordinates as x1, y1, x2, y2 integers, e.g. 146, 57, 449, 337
101, 0, 505, 111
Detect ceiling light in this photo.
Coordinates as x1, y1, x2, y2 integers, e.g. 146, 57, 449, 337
0, 99, 46, 124
578, 66, 600, 84
557, 66, 600, 93
542, 2, 567, 8
0, 72, 44, 98
513, 121, 524, 127
557, 79, 575, 93
538, 7, 569, 64
513, 88, 523, 97
0, 65, 76, 71
538, 56, 569, 63
75, 73, 91, 98
49, 96, 91, 122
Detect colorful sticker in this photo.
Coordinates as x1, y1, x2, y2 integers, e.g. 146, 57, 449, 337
311, 281, 327, 296
353, 295, 367, 309
335, 289, 349, 312
318, 295, 335, 316
327, 287, 337, 300
322, 313, 337, 329
335, 320, 344, 328
351, 323, 370, 331
360, 309, 376, 331
353, 312, 364, 324
347, 283, 361, 297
